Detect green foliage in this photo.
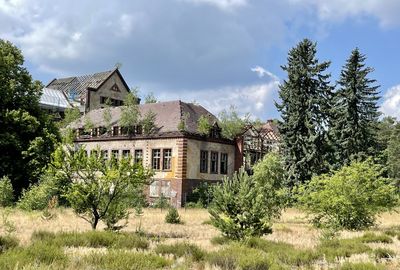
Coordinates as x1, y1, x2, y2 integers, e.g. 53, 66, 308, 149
154, 242, 205, 261
197, 115, 212, 136
209, 165, 284, 240
0, 176, 14, 207
0, 39, 60, 197
120, 90, 141, 134
165, 207, 181, 224
359, 232, 393, 244
210, 236, 231, 245
331, 48, 380, 168
151, 193, 170, 209
276, 38, 333, 185
102, 104, 113, 131
387, 121, 400, 181
0, 235, 19, 253
186, 182, 214, 208
177, 112, 190, 132
298, 159, 398, 230
218, 106, 248, 140
317, 238, 371, 262
144, 92, 157, 103
61, 107, 81, 128
142, 110, 157, 135
59, 146, 152, 229
83, 114, 94, 133
17, 174, 58, 211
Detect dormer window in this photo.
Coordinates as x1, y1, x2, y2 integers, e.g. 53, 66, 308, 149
110, 83, 120, 92
210, 126, 221, 139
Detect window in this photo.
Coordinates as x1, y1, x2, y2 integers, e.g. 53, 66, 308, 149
100, 96, 107, 104
134, 149, 143, 164
210, 151, 218, 174
98, 127, 107, 136
122, 150, 130, 158
112, 126, 119, 136
101, 150, 108, 160
136, 125, 142, 135
220, 153, 228, 174
152, 149, 161, 170
163, 149, 172, 171
111, 150, 119, 160
90, 149, 98, 157
210, 127, 220, 138
200, 151, 208, 173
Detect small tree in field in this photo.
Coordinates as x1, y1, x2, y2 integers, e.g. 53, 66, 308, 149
59, 146, 152, 230
297, 159, 398, 230
209, 156, 285, 240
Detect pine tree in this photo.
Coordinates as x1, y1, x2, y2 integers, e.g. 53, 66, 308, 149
276, 39, 333, 185
331, 48, 380, 167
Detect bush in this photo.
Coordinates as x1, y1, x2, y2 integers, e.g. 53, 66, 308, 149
186, 182, 214, 208
16, 174, 57, 211
0, 235, 19, 253
154, 242, 205, 261
317, 238, 371, 262
373, 248, 395, 260
297, 159, 398, 230
165, 208, 181, 224
209, 155, 285, 240
0, 176, 14, 207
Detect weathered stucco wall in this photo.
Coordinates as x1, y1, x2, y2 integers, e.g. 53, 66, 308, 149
89, 72, 129, 111
186, 139, 235, 181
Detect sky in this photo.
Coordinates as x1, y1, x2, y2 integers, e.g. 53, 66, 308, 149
1, 0, 400, 120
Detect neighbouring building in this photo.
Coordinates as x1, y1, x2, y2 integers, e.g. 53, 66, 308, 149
40, 68, 132, 115
68, 100, 236, 207
235, 120, 280, 174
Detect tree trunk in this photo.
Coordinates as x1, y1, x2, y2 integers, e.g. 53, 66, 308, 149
92, 208, 100, 230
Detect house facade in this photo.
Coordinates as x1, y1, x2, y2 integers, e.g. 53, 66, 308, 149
41, 68, 132, 114
69, 100, 236, 207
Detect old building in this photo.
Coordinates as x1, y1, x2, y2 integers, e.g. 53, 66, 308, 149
69, 100, 236, 207
235, 120, 280, 173
41, 68, 132, 114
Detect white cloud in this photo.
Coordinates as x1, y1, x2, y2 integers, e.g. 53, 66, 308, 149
290, 0, 400, 27
251, 66, 280, 81
381, 84, 400, 119
182, 0, 247, 11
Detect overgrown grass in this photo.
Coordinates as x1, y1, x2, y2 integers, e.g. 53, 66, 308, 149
359, 232, 393, 244
340, 262, 386, 270
31, 230, 149, 249
210, 235, 231, 245
80, 250, 171, 270
154, 242, 205, 261
373, 248, 396, 260
0, 242, 67, 270
0, 235, 19, 253
206, 243, 281, 270
317, 238, 371, 262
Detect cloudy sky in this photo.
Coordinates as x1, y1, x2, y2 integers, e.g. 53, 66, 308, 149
1, 0, 400, 120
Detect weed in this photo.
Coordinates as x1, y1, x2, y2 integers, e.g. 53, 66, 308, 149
360, 232, 393, 244
340, 262, 385, 270
373, 248, 395, 260
210, 236, 231, 245
165, 207, 182, 224
318, 238, 371, 262
0, 235, 19, 253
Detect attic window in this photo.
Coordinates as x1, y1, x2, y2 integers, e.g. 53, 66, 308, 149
111, 83, 120, 92
210, 126, 220, 139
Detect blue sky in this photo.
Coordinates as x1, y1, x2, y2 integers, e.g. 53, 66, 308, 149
1, 0, 400, 120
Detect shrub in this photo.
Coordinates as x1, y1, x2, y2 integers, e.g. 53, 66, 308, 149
373, 248, 395, 260
186, 182, 215, 208
151, 194, 170, 210
154, 242, 205, 261
297, 159, 398, 230
0, 176, 14, 207
0, 235, 19, 253
165, 208, 181, 224
17, 174, 57, 211
209, 155, 285, 240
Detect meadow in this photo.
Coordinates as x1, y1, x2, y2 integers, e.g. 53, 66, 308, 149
1, 208, 400, 269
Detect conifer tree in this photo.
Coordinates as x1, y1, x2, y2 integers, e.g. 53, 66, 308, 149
330, 48, 380, 167
276, 39, 333, 185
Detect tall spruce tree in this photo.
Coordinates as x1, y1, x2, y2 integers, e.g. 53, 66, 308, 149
276, 39, 333, 185
330, 48, 380, 167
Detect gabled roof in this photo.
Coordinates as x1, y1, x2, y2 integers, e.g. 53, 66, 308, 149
68, 100, 219, 136
243, 120, 280, 142
46, 69, 129, 101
